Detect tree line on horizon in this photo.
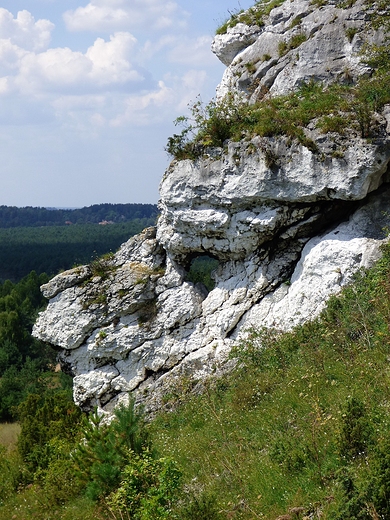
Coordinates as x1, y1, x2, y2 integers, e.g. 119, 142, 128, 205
0, 203, 158, 228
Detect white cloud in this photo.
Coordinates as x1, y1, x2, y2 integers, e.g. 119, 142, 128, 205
0, 5, 221, 142
168, 36, 217, 67
86, 32, 141, 86
0, 8, 54, 51
110, 80, 175, 127
1, 32, 146, 95
63, 0, 188, 32
110, 69, 208, 127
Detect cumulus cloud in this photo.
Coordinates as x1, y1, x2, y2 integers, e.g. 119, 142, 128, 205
86, 32, 141, 86
139, 35, 216, 67
63, 0, 188, 32
0, 8, 53, 52
1, 31, 147, 95
0, 6, 220, 137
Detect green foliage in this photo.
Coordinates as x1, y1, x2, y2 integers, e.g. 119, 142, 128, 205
3, 223, 390, 520
0, 271, 59, 420
166, 94, 248, 158
169, 8, 390, 162
186, 255, 219, 291
167, 63, 390, 161
73, 399, 149, 501
278, 33, 307, 56
0, 220, 155, 282
17, 389, 83, 474
369, 437, 390, 517
289, 13, 305, 28
0, 203, 158, 228
345, 26, 359, 42
215, 0, 285, 35
89, 252, 116, 280
176, 492, 223, 520
106, 452, 181, 519
0, 446, 23, 505
338, 397, 373, 461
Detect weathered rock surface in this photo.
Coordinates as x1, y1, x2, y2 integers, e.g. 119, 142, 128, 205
33, 0, 390, 415
213, 0, 381, 101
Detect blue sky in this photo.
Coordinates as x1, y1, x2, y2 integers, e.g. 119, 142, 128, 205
0, 0, 254, 207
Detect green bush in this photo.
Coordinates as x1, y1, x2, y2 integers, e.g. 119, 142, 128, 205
17, 389, 83, 474
106, 452, 181, 519
338, 397, 373, 461
166, 73, 390, 161
74, 398, 150, 501
177, 492, 223, 520
215, 0, 285, 35
368, 437, 390, 517
0, 447, 22, 505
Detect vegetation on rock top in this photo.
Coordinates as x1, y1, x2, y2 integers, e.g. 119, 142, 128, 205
216, 0, 390, 36
166, 67, 390, 160
215, 0, 285, 35
167, 0, 390, 161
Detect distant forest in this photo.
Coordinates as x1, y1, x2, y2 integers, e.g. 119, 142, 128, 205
0, 203, 158, 282
0, 203, 158, 227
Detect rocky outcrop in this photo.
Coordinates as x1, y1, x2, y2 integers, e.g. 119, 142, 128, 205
33, 0, 390, 416
213, 0, 380, 101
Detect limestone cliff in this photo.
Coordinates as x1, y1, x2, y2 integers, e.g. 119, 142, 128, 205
33, 0, 390, 416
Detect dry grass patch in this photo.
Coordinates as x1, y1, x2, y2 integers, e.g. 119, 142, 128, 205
0, 423, 20, 450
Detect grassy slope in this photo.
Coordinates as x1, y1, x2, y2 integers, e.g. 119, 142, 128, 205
148, 242, 390, 519
0, 227, 389, 520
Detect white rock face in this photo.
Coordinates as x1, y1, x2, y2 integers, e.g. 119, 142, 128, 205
33, 0, 390, 416
212, 23, 263, 66
214, 0, 377, 101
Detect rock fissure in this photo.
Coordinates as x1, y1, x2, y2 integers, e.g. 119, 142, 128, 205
33, 0, 390, 416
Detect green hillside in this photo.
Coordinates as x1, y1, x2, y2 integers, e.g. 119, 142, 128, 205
0, 241, 390, 519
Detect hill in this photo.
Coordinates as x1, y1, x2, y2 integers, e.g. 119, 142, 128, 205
0, 225, 390, 519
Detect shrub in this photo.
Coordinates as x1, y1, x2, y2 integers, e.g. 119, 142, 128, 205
106, 452, 181, 520
367, 437, 390, 517
177, 492, 223, 520
17, 389, 83, 474
337, 397, 373, 461
74, 398, 150, 501
215, 0, 285, 35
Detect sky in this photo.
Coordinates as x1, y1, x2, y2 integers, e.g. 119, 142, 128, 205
0, 0, 255, 207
